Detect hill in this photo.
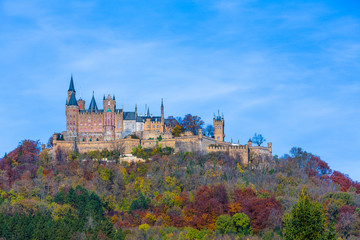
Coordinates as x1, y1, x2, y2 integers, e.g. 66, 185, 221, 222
0, 140, 359, 239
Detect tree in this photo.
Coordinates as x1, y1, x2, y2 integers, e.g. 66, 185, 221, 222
204, 125, 214, 137
172, 125, 183, 137
283, 190, 337, 240
251, 133, 266, 146
232, 213, 252, 235
215, 215, 236, 235
180, 114, 204, 135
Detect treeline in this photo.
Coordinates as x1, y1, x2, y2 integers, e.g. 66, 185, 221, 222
0, 140, 359, 239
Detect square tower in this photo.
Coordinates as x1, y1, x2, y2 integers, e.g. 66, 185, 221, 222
213, 111, 225, 142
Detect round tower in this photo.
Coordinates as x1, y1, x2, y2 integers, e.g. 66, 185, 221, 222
65, 76, 79, 141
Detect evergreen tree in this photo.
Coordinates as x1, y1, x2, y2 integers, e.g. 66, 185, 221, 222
283, 190, 337, 240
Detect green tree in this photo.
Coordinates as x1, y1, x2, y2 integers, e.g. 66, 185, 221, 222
283, 190, 337, 240
215, 215, 236, 235
232, 213, 252, 235
129, 193, 151, 211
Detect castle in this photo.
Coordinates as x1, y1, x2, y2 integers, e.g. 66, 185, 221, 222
50, 76, 272, 165
65, 76, 175, 142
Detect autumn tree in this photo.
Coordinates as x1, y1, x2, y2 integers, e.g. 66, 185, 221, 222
172, 125, 183, 137
179, 114, 204, 135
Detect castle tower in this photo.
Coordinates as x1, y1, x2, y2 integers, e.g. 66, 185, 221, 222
213, 110, 225, 142
103, 94, 116, 141
77, 98, 85, 110
66, 77, 79, 141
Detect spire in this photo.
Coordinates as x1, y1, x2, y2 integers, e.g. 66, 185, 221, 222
113, 94, 115, 100
103, 95, 105, 100
147, 107, 150, 117
88, 91, 98, 112
135, 104, 137, 113
68, 74, 75, 92
68, 91, 78, 106
161, 98, 164, 119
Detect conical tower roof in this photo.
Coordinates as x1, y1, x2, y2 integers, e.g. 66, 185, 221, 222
68, 91, 78, 106
68, 75, 75, 92
88, 91, 98, 112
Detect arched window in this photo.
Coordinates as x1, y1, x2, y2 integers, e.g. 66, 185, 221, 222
82, 138, 85, 142
96, 138, 99, 141
89, 138, 92, 141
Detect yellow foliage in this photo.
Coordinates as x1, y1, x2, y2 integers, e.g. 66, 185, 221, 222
145, 213, 157, 225
229, 202, 242, 215
237, 163, 244, 174
111, 215, 119, 224
133, 177, 152, 195
51, 203, 75, 221
139, 223, 150, 232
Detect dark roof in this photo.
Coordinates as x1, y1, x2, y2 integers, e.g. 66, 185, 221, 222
88, 93, 98, 112
124, 112, 136, 120
68, 75, 75, 92
68, 91, 78, 106
136, 116, 145, 122
151, 116, 162, 122
80, 109, 104, 113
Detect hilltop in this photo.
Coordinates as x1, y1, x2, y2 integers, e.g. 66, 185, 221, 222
0, 140, 359, 239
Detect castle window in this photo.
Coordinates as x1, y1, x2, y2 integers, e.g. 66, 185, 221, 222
96, 138, 99, 141
153, 125, 155, 128
157, 125, 159, 128
82, 138, 85, 142
89, 138, 92, 141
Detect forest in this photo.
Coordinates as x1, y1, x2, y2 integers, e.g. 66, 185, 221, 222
0, 140, 359, 239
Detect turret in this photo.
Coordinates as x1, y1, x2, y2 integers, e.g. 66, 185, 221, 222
66, 76, 79, 140
103, 94, 116, 141
77, 98, 85, 110
213, 110, 225, 142
248, 139, 252, 147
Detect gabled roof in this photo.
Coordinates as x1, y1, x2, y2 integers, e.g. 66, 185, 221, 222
88, 92, 98, 112
68, 75, 75, 92
68, 91, 78, 106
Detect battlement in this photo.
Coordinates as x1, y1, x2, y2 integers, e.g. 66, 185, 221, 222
207, 145, 247, 151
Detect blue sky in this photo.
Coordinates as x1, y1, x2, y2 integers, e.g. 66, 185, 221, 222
0, 0, 359, 180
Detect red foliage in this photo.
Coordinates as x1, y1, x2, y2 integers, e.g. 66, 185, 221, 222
233, 188, 283, 233
331, 171, 353, 192
184, 185, 229, 229
307, 156, 332, 181
0, 140, 40, 189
